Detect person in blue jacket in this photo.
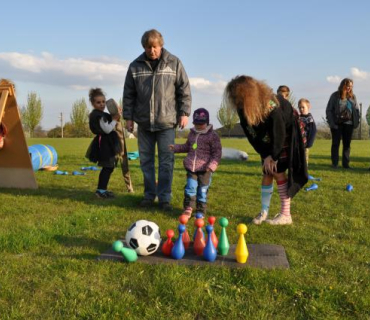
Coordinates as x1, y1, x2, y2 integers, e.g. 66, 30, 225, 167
298, 98, 317, 166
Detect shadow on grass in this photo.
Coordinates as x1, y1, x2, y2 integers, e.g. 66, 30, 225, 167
52, 234, 116, 260
0, 186, 142, 208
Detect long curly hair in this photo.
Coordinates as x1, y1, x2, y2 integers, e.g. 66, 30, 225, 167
223, 75, 278, 126
338, 78, 354, 99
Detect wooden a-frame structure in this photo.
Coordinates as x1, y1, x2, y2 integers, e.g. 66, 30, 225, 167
0, 80, 37, 189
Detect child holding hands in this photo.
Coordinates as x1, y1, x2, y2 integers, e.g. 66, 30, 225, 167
169, 108, 222, 217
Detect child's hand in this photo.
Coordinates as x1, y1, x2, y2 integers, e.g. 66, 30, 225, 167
113, 114, 121, 121
168, 144, 175, 151
263, 156, 277, 174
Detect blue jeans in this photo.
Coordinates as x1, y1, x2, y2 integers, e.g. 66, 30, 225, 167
184, 170, 212, 213
137, 126, 175, 203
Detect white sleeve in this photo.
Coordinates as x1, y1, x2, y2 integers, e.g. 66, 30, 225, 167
99, 118, 117, 134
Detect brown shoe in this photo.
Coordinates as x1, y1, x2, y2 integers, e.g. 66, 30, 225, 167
139, 199, 154, 208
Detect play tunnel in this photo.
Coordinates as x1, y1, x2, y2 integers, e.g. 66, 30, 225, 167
28, 144, 58, 171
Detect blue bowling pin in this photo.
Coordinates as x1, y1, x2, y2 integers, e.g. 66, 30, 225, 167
171, 224, 186, 260
193, 212, 205, 241
346, 184, 353, 192
308, 175, 322, 181
55, 170, 68, 175
305, 183, 318, 191
203, 225, 217, 262
72, 171, 86, 175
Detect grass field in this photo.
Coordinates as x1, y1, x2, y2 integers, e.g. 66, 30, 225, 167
1, 138, 370, 319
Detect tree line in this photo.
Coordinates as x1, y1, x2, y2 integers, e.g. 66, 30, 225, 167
21, 92, 93, 138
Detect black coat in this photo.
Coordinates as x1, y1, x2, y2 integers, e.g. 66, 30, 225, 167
86, 109, 121, 166
238, 95, 308, 198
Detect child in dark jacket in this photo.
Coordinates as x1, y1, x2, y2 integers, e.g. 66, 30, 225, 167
298, 98, 317, 165
224, 76, 307, 225
169, 108, 222, 217
86, 88, 121, 199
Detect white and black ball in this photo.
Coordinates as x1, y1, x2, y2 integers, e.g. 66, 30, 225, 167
125, 220, 161, 256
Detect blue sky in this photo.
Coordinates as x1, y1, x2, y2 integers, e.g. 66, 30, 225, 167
1, 0, 370, 129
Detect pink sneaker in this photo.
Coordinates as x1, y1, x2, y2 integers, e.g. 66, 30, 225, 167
183, 207, 193, 218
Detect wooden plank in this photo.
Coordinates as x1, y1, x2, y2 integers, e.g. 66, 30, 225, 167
0, 89, 9, 123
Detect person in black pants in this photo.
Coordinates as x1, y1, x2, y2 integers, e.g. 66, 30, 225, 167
326, 78, 360, 169
86, 88, 122, 198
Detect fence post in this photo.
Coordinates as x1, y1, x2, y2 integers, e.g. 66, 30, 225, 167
359, 103, 362, 140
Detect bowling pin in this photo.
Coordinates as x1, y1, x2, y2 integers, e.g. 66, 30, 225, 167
203, 225, 217, 262
217, 217, 230, 256
171, 224, 186, 260
193, 219, 206, 256
305, 183, 318, 191
193, 212, 205, 241
235, 224, 249, 263
112, 240, 137, 262
161, 229, 175, 256
308, 175, 322, 181
55, 170, 68, 175
179, 215, 191, 249
206, 216, 218, 248
72, 171, 86, 176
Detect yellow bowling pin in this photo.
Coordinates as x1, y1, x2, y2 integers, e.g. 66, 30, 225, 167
235, 224, 249, 263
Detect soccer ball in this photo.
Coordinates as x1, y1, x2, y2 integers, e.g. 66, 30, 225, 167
125, 220, 161, 256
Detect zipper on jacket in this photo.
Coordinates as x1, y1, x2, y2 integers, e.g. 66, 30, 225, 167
145, 61, 156, 132
192, 133, 200, 172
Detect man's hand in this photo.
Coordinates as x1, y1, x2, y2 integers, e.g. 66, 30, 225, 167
178, 116, 188, 129
126, 120, 134, 132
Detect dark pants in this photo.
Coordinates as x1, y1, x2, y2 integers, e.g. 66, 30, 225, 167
184, 170, 212, 214
98, 167, 114, 190
330, 124, 354, 167
137, 126, 175, 203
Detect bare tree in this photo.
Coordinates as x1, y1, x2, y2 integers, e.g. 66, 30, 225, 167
21, 92, 43, 137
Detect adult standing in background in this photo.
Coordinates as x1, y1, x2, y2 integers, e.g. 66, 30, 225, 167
123, 29, 192, 211
326, 78, 360, 169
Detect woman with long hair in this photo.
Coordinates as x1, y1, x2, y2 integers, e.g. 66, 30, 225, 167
224, 75, 307, 225
326, 78, 360, 169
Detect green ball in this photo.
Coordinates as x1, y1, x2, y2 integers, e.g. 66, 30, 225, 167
112, 240, 123, 252
219, 217, 229, 227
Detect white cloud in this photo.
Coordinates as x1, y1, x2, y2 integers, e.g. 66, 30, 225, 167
351, 67, 368, 81
0, 51, 129, 88
326, 75, 341, 83
189, 77, 226, 94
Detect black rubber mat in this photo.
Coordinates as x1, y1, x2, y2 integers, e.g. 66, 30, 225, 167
98, 242, 290, 269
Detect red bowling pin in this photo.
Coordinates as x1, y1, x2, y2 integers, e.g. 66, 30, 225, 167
193, 219, 206, 256
161, 229, 175, 256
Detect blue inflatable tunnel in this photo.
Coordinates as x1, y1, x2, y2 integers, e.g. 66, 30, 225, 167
28, 144, 58, 171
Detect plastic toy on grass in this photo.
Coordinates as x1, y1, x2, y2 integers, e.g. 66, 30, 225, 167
54, 170, 68, 175
28, 144, 58, 171
305, 183, 318, 191
72, 171, 86, 176
112, 240, 138, 262
308, 175, 322, 181
346, 184, 353, 192
81, 166, 100, 171
127, 151, 140, 160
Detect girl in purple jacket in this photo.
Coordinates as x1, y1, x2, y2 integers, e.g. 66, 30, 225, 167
169, 108, 222, 217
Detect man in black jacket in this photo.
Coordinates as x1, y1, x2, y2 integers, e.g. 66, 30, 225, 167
123, 29, 192, 211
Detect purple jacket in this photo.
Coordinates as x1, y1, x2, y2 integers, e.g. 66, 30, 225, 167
173, 125, 222, 172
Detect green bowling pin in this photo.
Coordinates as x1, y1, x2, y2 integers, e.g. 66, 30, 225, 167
112, 240, 138, 262
217, 217, 230, 256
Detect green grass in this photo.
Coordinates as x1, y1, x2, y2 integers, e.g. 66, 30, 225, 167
1, 138, 370, 319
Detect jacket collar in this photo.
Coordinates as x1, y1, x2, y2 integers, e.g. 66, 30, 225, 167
191, 124, 213, 134
136, 48, 172, 63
